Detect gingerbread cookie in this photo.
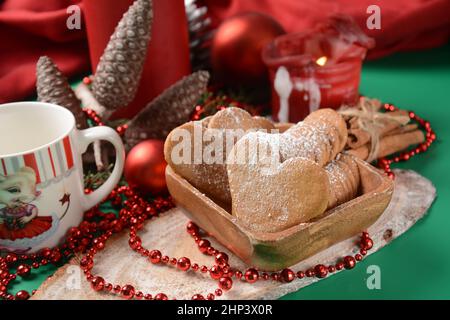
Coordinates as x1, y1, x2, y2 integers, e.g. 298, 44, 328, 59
304, 108, 348, 157
324, 154, 360, 209
165, 121, 231, 205
280, 109, 347, 167
227, 131, 330, 233
208, 107, 275, 131
165, 108, 276, 206
282, 122, 333, 166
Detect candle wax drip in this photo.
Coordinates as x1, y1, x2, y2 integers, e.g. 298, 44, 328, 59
274, 66, 322, 121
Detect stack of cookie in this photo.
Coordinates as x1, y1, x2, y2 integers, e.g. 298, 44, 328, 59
165, 107, 361, 233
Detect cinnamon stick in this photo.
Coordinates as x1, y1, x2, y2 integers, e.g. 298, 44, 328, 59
347, 130, 425, 161
346, 110, 410, 149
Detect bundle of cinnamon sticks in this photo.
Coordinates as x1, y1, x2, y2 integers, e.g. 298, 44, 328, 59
339, 98, 425, 162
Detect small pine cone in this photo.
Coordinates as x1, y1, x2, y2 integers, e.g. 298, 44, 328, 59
91, 0, 153, 118
36, 56, 87, 129
125, 71, 210, 149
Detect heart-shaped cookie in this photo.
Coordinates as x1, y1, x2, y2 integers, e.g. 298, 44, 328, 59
324, 153, 360, 210
282, 108, 347, 166
208, 107, 275, 131
227, 131, 330, 233
303, 108, 348, 155
164, 108, 275, 206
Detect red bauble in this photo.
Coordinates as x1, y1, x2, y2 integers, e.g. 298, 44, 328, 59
211, 12, 285, 85
124, 140, 167, 194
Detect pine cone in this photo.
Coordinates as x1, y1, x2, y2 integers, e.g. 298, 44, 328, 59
125, 71, 210, 149
36, 56, 87, 129
91, 0, 153, 118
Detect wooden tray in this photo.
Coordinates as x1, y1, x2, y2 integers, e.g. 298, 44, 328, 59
166, 157, 394, 271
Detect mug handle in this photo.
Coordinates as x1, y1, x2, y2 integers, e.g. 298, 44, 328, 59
76, 126, 125, 211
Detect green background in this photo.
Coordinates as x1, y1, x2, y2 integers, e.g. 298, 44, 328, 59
10, 43, 450, 299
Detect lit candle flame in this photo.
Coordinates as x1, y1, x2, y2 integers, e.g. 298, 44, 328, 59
316, 56, 327, 66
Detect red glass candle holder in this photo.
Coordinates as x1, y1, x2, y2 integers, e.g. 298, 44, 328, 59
262, 17, 373, 123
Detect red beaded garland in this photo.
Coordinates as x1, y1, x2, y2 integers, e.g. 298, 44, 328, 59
376, 104, 436, 178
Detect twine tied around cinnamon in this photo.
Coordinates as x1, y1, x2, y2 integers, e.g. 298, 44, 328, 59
339, 99, 410, 162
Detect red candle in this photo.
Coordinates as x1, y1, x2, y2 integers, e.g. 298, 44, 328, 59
262, 16, 374, 123
82, 0, 191, 119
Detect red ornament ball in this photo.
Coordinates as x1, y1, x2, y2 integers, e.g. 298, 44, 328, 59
211, 12, 285, 85
124, 140, 167, 195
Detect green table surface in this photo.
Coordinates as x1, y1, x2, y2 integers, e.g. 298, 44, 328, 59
9, 43, 450, 300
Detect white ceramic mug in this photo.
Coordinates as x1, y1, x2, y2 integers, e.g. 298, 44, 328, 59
0, 102, 125, 253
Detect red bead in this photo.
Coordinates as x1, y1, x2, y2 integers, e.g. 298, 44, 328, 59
361, 237, 373, 251
91, 276, 105, 291
244, 268, 259, 283
113, 285, 122, 293
336, 262, 345, 270
16, 264, 31, 277
50, 251, 62, 264
207, 293, 215, 300
360, 249, 367, 256
314, 264, 328, 278
15, 290, 30, 300
215, 289, 223, 297
149, 250, 162, 264
328, 265, 336, 273
177, 257, 191, 271
128, 236, 142, 250
82, 76, 92, 85
305, 269, 315, 277
219, 277, 233, 291
344, 256, 356, 269
235, 271, 243, 279
121, 285, 135, 300
154, 293, 168, 300
209, 265, 223, 280
297, 271, 305, 279
192, 294, 205, 300
170, 258, 177, 265
80, 257, 93, 270
280, 268, 295, 282
355, 254, 363, 261
144, 294, 153, 300
6, 253, 17, 264
186, 222, 199, 235
197, 239, 210, 253
215, 252, 229, 266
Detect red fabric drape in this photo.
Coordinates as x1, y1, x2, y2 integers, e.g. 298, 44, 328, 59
202, 0, 450, 59
1, 0, 449, 104
0, 0, 89, 103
